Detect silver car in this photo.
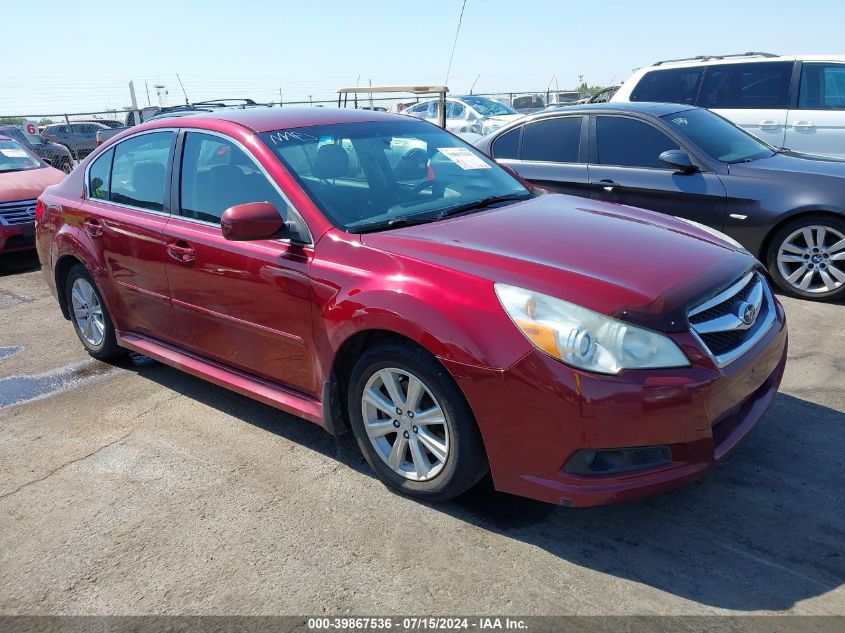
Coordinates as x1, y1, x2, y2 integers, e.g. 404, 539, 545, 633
402, 96, 523, 136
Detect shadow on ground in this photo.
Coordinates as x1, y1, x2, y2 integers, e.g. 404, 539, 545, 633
0, 252, 40, 277
116, 354, 845, 612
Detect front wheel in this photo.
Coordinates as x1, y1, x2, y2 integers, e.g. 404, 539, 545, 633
347, 341, 488, 502
766, 215, 845, 302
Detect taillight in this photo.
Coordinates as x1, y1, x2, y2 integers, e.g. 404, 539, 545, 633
35, 198, 45, 223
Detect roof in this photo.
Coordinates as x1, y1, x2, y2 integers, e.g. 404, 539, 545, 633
337, 85, 447, 95
538, 102, 693, 117
195, 106, 410, 132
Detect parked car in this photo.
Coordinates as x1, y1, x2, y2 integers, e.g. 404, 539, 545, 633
574, 86, 620, 105
475, 102, 845, 301
41, 121, 112, 160
37, 108, 787, 507
0, 125, 74, 173
0, 136, 65, 255
402, 96, 523, 135
612, 52, 845, 157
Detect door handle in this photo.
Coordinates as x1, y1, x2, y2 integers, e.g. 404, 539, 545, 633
793, 120, 814, 130
166, 240, 196, 263
591, 179, 619, 193
82, 217, 103, 238
759, 119, 779, 129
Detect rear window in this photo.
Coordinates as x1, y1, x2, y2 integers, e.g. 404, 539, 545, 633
630, 67, 704, 104
698, 62, 793, 109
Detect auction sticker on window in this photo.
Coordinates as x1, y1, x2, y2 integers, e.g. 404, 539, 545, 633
0, 149, 28, 158
437, 147, 491, 170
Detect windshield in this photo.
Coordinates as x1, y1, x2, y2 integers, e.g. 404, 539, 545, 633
260, 119, 528, 232
0, 138, 42, 173
661, 108, 774, 163
462, 97, 518, 117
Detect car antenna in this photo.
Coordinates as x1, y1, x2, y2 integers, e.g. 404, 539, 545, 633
176, 74, 190, 105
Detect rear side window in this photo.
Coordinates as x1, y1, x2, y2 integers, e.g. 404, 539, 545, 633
630, 67, 704, 104
180, 132, 289, 225
798, 63, 845, 109
491, 127, 520, 159
595, 116, 678, 169
110, 131, 173, 211
521, 117, 582, 163
698, 62, 793, 109
87, 149, 113, 200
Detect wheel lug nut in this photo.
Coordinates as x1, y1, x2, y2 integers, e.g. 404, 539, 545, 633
396, 408, 402, 415
393, 420, 400, 428
413, 426, 418, 433
403, 431, 409, 439
408, 411, 414, 419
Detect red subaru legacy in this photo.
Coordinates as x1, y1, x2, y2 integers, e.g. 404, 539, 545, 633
35, 108, 787, 506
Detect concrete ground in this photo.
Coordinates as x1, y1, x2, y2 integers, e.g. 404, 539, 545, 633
0, 251, 843, 616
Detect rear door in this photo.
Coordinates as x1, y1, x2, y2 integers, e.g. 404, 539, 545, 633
588, 114, 727, 229
161, 130, 316, 393
489, 115, 589, 197
79, 130, 176, 338
697, 61, 794, 148
785, 61, 845, 157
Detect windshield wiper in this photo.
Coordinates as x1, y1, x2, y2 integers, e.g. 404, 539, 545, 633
348, 214, 440, 234
435, 192, 532, 220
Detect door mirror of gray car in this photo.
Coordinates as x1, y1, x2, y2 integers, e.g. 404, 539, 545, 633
659, 149, 699, 174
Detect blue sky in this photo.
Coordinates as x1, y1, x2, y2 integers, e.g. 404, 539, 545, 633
2, 0, 844, 115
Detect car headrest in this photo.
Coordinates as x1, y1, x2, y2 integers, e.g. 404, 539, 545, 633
313, 144, 349, 180
132, 161, 166, 203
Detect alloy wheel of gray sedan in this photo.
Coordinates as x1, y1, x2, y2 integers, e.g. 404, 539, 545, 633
361, 367, 450, 482
776, 224, 845, 294
70, 277, 105, 347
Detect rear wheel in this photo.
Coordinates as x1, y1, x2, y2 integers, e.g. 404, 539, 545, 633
766, 215, 845, 302
65, 264, 124, 359
59, 157, 73, 174
347, 341, 488, 502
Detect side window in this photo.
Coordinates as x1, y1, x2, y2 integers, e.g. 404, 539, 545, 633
491, 127, 520, 159
449, 102, 466, 118
596, 116, 678, 169
521, 117, 582, 163
180, 132, 290, 225
630, 67, 705, 104
798, 63, 845, 109
698, 62, 793, 109
110, 131, 173, 211
87, 149, 113, 200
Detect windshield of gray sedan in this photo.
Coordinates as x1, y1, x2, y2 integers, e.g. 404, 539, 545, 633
662, 108, 775, 163
260, 120, 528, 231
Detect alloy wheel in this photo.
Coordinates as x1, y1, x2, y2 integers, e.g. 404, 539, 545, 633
776, 224, 845, 294
360, 367, 450, 482
70, 278, 105, 346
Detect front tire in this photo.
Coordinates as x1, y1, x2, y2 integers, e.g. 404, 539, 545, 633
347, 341, 488, 502
766, 214, 845, 302
65, 264, 124, 359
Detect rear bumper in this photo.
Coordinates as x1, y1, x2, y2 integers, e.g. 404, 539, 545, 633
444, 301, 788, 507
0, 221, 35, 254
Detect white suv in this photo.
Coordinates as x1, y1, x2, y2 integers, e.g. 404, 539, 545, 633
612, 53, 845, 157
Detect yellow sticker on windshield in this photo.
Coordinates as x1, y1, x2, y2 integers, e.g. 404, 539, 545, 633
437, 147, 491, 170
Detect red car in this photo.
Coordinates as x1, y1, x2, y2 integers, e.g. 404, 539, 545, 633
36, 108, 787, 506
0, 135, 65, 255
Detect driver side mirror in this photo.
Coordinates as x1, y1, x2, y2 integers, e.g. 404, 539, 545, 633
221, 202, 288, 241
659, 149, 699, 174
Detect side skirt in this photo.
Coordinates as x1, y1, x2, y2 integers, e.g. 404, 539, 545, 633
116, 330, 325, 426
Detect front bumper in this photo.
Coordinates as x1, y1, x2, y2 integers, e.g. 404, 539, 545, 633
443, 301, 788, 507
0, 220, 35, 254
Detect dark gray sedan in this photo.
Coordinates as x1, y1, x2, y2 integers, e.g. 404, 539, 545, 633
474, 102, 845, 302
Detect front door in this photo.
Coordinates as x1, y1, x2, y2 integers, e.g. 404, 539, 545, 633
162, 130, 316, 394
588, 115, 727, 230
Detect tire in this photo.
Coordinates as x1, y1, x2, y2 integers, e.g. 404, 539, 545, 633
765, 214, 845, 302
64, 264, 124, 359
347, 341, 488, 502
59, 158, 73, 174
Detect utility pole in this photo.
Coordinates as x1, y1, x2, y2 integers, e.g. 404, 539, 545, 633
145, 82, 151, 106
308, 95, 313, 106
128, 81, 140, 127
279, 87, 283, 107
470, 73, 480, 95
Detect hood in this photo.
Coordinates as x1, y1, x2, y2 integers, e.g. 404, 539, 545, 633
0, 166, 66, 203
729, 152, 845, 181
361, 195, 755, 332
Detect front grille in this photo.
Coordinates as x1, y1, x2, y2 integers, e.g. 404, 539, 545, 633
688, 272, 775, 367
0, 199, 37, 226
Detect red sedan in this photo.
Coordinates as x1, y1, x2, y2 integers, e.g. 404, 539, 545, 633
35, 108, 787, 506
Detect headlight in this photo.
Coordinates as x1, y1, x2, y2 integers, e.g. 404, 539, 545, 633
495, 283, 690, 375
674, 217, 745, 251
